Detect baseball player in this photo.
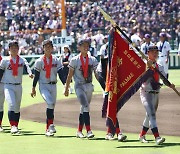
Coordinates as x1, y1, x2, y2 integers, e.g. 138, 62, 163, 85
140, 34, 154, 55
0, 43, 5, 132
0, 41, 33, 134
139, 45, 175, 145
64, 39, 98, 139
157, 32, 171, 79
31, 40, 64, 137
96, 37, 127, 141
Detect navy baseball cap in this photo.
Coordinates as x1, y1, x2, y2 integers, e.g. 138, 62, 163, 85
9, 41, 19, 48
42, 40, 53, 47
147, 45, 159, 52
78, 39, 91, 46
144, 34, 151, 39
159, 32, 166, 37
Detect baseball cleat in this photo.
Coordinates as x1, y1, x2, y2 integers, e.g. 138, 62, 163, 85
45, 130, 54, 137
105, 133, 115, 140
118, 133, 127, 142
11, 126, 19, 134
155, 137, 165, 145
49, 124, 56, 133
139, 135, 149, 143
76, 131, 85, 138
0, 126, 4, 132
87, 130, 95, 139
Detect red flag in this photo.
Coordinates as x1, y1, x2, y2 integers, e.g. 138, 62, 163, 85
106, 31, 151, 134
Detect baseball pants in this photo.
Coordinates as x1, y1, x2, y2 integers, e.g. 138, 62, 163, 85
4, 84, 22, 113
39, 84, 57, 109
75, 83, 94, 114
140, 90, 159, 129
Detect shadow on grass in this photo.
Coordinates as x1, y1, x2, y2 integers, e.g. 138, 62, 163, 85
2, 130, 45, 136
123, 139, 153, 143
116, 142, 180, 148
88, 137, 106, 141
53, 135, 75, 138
2, 125, 10, 128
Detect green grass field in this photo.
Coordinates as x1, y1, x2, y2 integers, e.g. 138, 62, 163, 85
0, 69, 180, 154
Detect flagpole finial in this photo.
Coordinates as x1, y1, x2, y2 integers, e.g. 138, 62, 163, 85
98, 6, 117, 27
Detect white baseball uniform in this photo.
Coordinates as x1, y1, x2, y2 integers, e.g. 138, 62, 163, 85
141, 42, 154, 55
157, 41, 171, 74
33, 55, 63, 109
69, 54, 98, 113
0, 56, 32, 113
140, 64, 166, 129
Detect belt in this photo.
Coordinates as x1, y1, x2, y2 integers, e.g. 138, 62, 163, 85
48, 82, 57, 84
159, 55, 167, 57
6, 83, 21, 85
147, 91, 159, 94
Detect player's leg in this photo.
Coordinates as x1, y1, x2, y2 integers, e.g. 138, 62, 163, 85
76, 106, 85, 138
116, 118, 127, 141
152, 94, 165, 144
4, 84, 19, 134
163, 59, 169, 79
75, 85, 93, 138
139, 91, 150, 138
0, 83, 4, 131
40, 84, 56, 136
142, 92, 164, 144
85, 83, 95, 138
48, 84, 57, 133
139, 91, 155, 143
14, 85, 22, 128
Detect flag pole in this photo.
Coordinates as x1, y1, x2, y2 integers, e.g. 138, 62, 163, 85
98, 7, 180, 97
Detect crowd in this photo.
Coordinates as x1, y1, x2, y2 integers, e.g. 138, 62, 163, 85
0, 0, 179, 55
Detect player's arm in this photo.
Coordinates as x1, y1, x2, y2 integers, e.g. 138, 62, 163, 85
166, 50, 170, 63
64, 67, 74, 97
31, 69, 40, 98
31, 60, 40, 98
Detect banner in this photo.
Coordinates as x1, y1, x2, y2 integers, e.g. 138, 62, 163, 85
106, 31, 152, 134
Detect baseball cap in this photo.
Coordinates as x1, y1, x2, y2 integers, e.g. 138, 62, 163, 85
159, 32, 166, 37
9, 41, 19, 48
42, 40, 53, 47
63, 45, 71, 51
78, 39, 91, 46
104, 35, 108, 39
144, 34, 151, 39
147, 45, 159, 52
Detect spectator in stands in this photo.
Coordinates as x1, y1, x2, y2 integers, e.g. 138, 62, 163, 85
0, 0, 179, 55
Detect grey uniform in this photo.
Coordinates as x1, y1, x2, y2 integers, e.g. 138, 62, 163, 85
140, 64, 166, 129
34, 56, 63, 109
69, 54, 98, 113
0, 56, 32, 112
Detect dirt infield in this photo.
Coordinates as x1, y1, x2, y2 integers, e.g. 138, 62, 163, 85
21, 88, 180, 136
